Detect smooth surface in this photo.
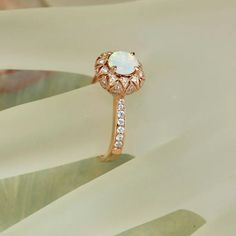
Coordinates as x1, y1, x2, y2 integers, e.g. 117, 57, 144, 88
108, 51, 139, 75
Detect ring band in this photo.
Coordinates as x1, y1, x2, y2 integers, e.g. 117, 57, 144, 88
93, 51, 146, 161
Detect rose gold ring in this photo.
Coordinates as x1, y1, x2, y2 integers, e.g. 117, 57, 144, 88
93, 51, 146, 161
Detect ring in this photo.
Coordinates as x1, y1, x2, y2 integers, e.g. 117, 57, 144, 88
93, 51, 146, 161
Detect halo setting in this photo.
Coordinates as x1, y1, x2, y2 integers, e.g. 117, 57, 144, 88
95, 51, 145, 96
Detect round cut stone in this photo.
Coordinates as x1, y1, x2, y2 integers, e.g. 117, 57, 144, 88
117, 118, 125, 126
118, 110, 125, 119
118, 104, 124, 111
116, 134, 124, 141
108, 51, 139, 75
114, 141, 123, 148
117, 126, 125, 134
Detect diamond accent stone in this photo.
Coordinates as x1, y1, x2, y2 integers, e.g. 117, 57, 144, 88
118, 104, 124, 110
118, 99, 125, 110
97, 58, 105, 65
100, 66, 108, 74
117, 126, 125, 134
139, 70, 144, 78
118, 98, 125, 105
131, 76, 139, 86
114, 141, 123, 148
99, 76, 108, 89
108, 51, 139, 75
117, 118, 125, 126
110, 81, 122, 94
118, 110, 125, 119
109, 74, 117, 85
116, 134, 124, 141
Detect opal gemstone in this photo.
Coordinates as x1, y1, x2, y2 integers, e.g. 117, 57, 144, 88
108, 51, 139, 75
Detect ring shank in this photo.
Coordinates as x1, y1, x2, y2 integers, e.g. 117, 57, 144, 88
100, 95, 126, 161
93, 77, 126, 161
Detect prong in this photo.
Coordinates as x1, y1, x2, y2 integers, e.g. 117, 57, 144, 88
106, 51, 113, 56
111, 66, 117, 73
134, 66, 140, 72
92, 76, 99, 84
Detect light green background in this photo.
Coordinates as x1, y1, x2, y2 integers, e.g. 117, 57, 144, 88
0, 0, 235, 235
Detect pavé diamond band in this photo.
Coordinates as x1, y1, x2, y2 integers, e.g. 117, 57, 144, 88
93, 51, 146, 161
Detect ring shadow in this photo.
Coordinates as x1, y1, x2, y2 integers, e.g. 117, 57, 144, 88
0, 70, 92, 111
0, 154, 134, 232
116, 209, 206, 236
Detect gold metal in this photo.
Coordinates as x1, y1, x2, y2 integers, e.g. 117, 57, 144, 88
93, 51, 145, 161
98, 95, 125, 161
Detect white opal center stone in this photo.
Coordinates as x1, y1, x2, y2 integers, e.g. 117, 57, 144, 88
108, 51, 139, 75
